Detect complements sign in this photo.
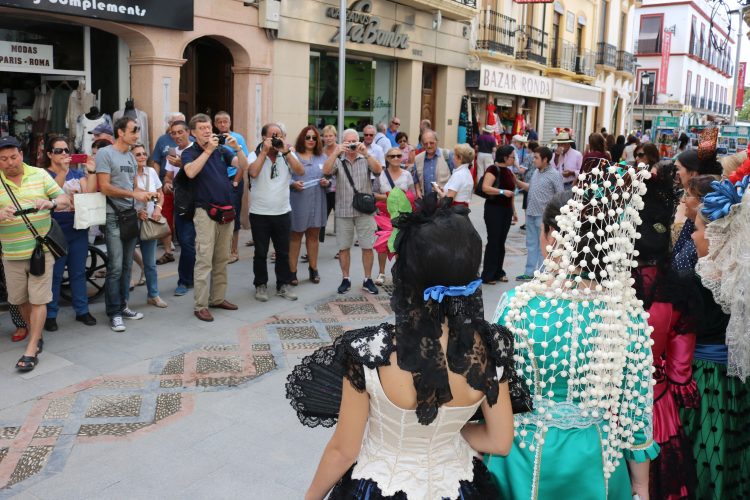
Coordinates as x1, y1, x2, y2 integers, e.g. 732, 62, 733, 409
0, 0, 194, 31
478, 64, 552, 100
327, 0, 409, 49
0, 41, 53, 71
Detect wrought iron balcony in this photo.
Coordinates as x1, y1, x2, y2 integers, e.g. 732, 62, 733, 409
515, 25, 547, 66
596, 42, 617, 67
550, 40, 577, 72
452, 0, 476, 6
616, 50, 634, 73
576, 50, 596, 76
476, 9, 516, 56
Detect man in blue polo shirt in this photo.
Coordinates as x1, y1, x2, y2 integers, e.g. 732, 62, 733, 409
214, 111, 248, 263
181, 113, 248, 322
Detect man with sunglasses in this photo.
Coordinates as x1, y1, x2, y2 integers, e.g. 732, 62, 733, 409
96, 117, 157, 332
386, 116, 401, 147
247, 123, 305, 302
362, 125, 386, 168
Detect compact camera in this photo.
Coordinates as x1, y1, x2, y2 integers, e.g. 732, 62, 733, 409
271, 134, 284, 149
213, 134, 226, 145
348, 142, 359, 151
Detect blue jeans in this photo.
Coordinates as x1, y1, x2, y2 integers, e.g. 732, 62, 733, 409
48, 227, 89, 318
174, 212, 196, 287
139, 238, 159, 298
524, 214, 543, 276
104, 213, 138, 317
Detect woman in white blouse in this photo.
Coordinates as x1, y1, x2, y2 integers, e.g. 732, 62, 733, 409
436, 143, 475, 207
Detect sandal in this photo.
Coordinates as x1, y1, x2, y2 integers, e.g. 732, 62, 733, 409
334, 252, 340, 260
229, 253, 239, 264
309, 267, 320, 284
11, 327, 28, 342
245, 240, 255, 247
137, 275, 146, 286
498, 275, 509, 283
156, 253, 175, 265
37, 338, 44, 355
16, 355, 38, 372
290, 272, 298, 286
301, 254, 309, 263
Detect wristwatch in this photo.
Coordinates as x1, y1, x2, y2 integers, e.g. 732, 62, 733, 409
499, 189, 504, 196
282, 151, 290, 157
232, 181, 239, 187
50, 200, 58, 210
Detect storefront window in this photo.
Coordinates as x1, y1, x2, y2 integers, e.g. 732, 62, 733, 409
0, 17, 85, 72
309, 52, 393, 131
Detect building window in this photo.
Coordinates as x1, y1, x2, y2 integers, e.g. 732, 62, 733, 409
638, 70, 657, 104
696, 75, 701, 101
685, 70, 692, 105
689, 16, 697, 55
638, 15, 662, 53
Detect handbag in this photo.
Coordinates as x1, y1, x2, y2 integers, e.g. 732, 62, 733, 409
73, 192, 106, 229
341, 160, 376, 215
206, 204, 236, 224
106, 198, 139, 241
474, 166, 501, 199
136, 169, 171, 240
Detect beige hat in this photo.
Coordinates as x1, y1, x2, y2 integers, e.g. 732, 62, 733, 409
482, 125, 494, 133
512, 134, 528, 143
551, 131, 575, 143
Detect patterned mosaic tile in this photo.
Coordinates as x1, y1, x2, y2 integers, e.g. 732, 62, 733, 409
159, 378, 183, 388
273, 317, 312, 325
326, 325, 345, 340
85, 396, 143, 418
201, 344, 239, 352
7, 446, 53, 486
282, 342, 328, 351
154, 393, 182, 422
0, 427, 20, 440
252, 343, 271, 351
33, 426, 62, 439
196, 356, 242, 374
95, 379, 144, 389
77, 423, 149, 437
0, 447, 8, 464
161, 354, 185, 375
277, 326, 319, 340
44, 395, 76, 420
314, 303, 332, 313
339, 303, 378, 315
195, 375, 254, 388
253, 354, 277, 375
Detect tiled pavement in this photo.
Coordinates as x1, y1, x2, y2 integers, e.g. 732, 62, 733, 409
0, 198, 527, 498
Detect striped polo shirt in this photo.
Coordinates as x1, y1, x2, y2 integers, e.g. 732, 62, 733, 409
0, 163, 64, 260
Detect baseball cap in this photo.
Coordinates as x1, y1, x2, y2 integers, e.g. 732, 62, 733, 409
0, 136, 21, 150
89, 123, 114, 136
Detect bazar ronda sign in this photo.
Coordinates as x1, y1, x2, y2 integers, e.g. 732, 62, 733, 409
326, 0, 409, 49
479, 64, 552, 99
0, 0, 194, 30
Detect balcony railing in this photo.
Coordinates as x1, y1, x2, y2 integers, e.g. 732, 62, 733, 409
700, 97, 706, 109
451, 0, 477, 6
689, 41, 733, 75
616, 50, 634, 73
576, 50, 596, 76
550, 40, 577, 72
476, 9, 516, 56
515, 25, 547, 66
596, 42, 617, 67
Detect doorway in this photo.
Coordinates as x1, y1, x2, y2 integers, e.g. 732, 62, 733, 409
180, 37, 233, 119
421, 64, 437, 128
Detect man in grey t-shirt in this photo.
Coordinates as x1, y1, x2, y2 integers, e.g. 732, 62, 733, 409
96, 117, 156, 332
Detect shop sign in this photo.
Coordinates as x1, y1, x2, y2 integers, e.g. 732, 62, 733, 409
658, 30, 672, 95
653, 116, 679, 129
0, 41, 53, 71
478, 64, 552, 100
326, 0, 409, 49
0, 0, 194, 31
736, 62, 746, 110
719, 125, 750, 138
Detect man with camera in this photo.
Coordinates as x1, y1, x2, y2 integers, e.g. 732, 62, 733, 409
181, 113, 248, 322
247, 123, 304, 302
215, 111, 248, 263
322, 128, 382, 295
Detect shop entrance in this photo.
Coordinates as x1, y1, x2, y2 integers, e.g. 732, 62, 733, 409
180, 37, 233, 119
421, 64, 437, 128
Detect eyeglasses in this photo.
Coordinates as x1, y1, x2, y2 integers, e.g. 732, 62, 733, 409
391, 121, 400, 126
363, 133, 374, 137
305, 135, 317, 141
51, 148, 70, 155
386, 154, 402, 159
134, 152, 148, 157
270, 160, 278, 179
635, 152, 645, 157
130, 126, 140, 134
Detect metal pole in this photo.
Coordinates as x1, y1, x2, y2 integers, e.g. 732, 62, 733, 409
729, 8, 745, 125
641, 79, 646, 133
338, 0, 346, 142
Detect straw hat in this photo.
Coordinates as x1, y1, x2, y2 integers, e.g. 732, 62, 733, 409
551, 131, 575, 143
511, 134, 528, 143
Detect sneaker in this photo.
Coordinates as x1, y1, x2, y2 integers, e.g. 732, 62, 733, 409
277, 284, 298, 301
374, 273, 386, 286
110, 315, 126, 332
174, 284, 189, 296
337, 278, 351, 294
362, 278, 379, 295
255, 284, 269, 302
44, 318, 58, 332
147, 296, 169, 308
515, 274, 534, 282
121, 307, 144, 320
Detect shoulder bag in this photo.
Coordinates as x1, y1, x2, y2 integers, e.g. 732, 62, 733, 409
106, 197, 139, 241
474, 166, 501, 199
341, 159, 376, 215
0, 175, 67, 276
137, 170, 171, 241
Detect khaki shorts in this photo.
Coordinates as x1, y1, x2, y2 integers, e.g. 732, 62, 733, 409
3, 253, 54, 305
336, 215, 376, 250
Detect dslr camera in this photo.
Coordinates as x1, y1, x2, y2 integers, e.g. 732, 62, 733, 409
271, 133, 284, 150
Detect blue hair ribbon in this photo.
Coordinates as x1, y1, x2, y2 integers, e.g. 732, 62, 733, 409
423, 279, 482, 303
701, 176, 748, 222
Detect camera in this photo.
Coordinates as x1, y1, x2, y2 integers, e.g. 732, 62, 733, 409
271, 133, 284, 149
213, 134, 226, 145
348, 142, 359, 151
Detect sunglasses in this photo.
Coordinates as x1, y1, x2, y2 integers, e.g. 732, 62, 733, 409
363, 133, 374, 137
305, 135, 318, 141
134, 152, 148, 157
51, 148, 70, 155
391, 121, 400, 126
386, 154, 402, 159
635, 152, 645, 157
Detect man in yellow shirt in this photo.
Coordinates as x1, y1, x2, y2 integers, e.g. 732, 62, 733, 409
0, 137, 70, 372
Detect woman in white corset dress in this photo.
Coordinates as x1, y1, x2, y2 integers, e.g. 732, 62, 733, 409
286, 194, 532, 499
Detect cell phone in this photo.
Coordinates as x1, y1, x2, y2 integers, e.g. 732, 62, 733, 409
167, 147, 177, 157
431, 181, 439, 190
13, 207, 38, 216
70, 154, 88, 164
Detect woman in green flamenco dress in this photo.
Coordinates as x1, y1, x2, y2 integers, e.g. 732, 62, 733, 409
486, 162, 660, 499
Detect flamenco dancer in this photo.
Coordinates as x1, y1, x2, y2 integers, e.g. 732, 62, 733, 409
286, 192, 531, 499
486, 160, 659, 499
686, 174, 750, 499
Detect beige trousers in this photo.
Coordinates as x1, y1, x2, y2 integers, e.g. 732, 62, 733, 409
193, 207, 233, 310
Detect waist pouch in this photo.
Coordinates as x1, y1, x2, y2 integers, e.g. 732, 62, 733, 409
206, 204, 236, 224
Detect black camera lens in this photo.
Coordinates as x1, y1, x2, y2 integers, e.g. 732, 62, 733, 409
218, 134, 226, 145
348, 143, 358, 150
271, 137, 284, 149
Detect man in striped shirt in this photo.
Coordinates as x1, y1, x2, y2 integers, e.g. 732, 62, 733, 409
0, 137, 70, 372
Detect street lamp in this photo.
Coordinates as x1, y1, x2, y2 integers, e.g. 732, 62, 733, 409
641, 73, 651, 133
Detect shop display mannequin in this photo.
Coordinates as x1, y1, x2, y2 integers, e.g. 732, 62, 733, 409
66, 84, 96, 143
76, 106, 112, 154
114, 98, 149, 150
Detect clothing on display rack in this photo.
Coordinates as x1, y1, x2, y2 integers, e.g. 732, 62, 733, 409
75, 113, 112, 154
49, 84, 73, 134
113, 100, 149, 151
31, 83, 52, 134
66, 87, 96, 142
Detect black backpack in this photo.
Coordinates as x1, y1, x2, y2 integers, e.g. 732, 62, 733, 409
173, 168, 195, 219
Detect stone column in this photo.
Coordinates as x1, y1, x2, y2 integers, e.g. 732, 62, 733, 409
232, 66, 272, 145
435, 66, 465, 148
396, 59, 423, 146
